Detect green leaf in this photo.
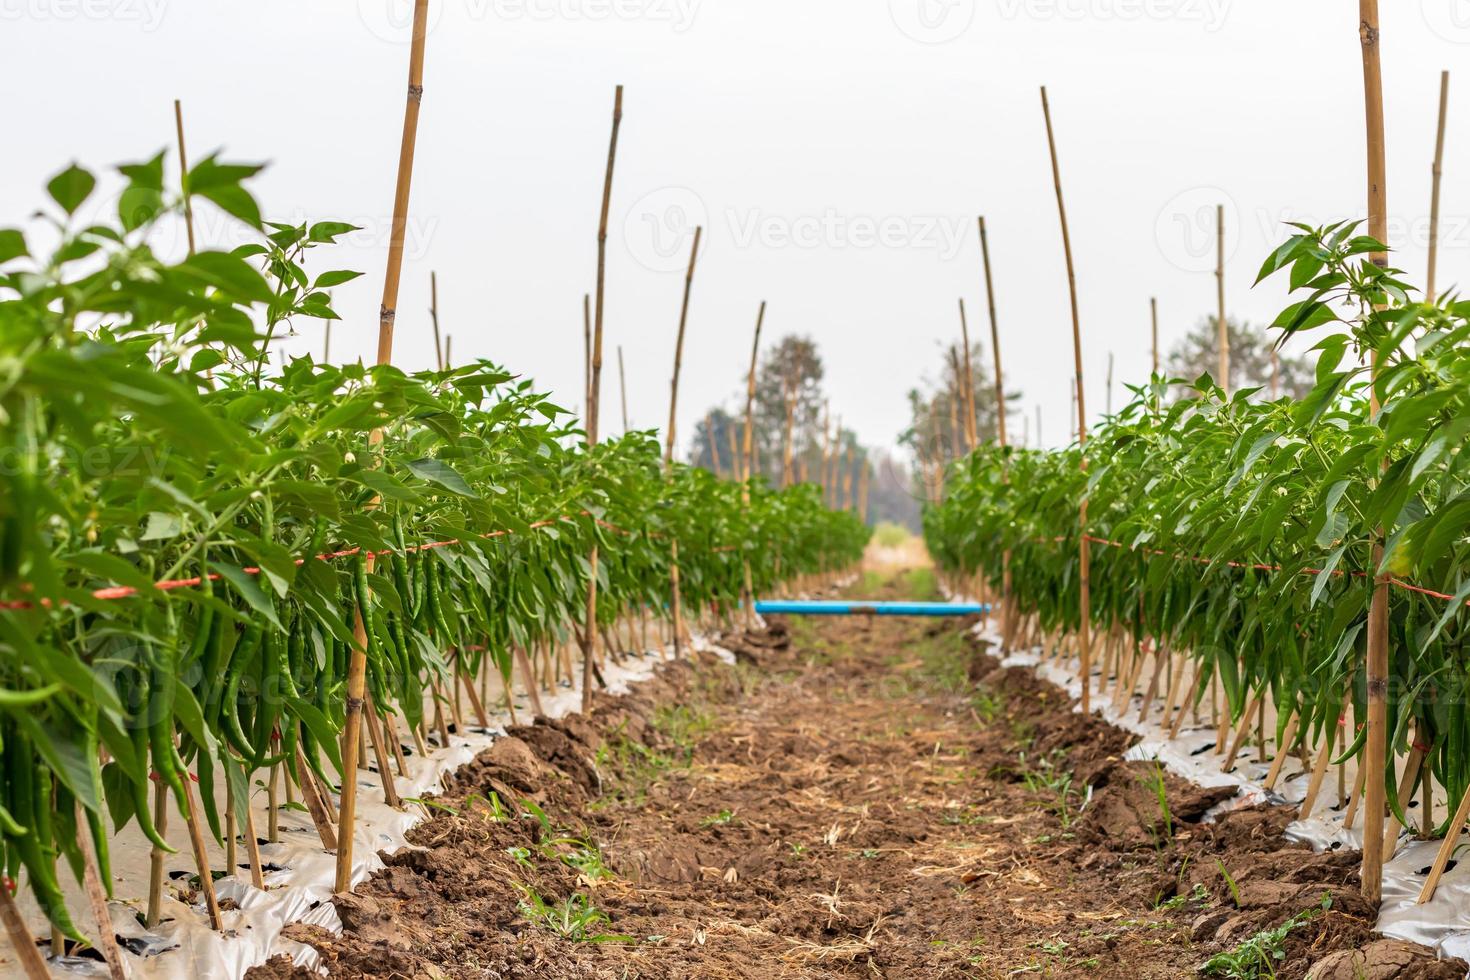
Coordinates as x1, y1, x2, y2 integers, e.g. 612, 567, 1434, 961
403, 457, 479, 498
177, 251, 274, 304
47, 163, 96, 215
0, 228, 28, 264
210, 561, 282, 630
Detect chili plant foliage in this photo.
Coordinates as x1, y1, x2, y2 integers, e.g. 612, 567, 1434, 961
0, 157, 867, 935
927, 222, 1470, 831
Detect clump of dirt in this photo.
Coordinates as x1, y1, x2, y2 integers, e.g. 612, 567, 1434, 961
247, 575, 1466, 980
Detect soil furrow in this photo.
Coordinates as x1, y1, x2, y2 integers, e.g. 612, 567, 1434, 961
249, 569, 1463, 979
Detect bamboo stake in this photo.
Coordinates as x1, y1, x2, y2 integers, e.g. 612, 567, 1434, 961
1216, 203, 1228, 392
363, 696, 401, 807
1040, 86, 1092, 714
740, 301, 766, 628
727, 418, 741, 482
0, 882, 49, 980
957, 298, 978, 449
1359, 0, 1390, 906
1381, 728, 1428, 858
1263, 712, 1299, 790
174, 99, 197, 255
336, 0, 428, 895
617, 345, 629, 432
1419, 786, 1470, 904
294, 742, 338, 851
979, 218, 1007, 454
514, 645, 545, 716
443, 334, 451, 368
665, 225, 701, 660
858, 463, 870, 523
582, 84, 623, 712
1298, 731, 1336, 821
1428, 70, 1450, 301
706, 411, 721, 475
583, 294, 592, 414
1221, 692, 1263, 774
75, 802, 126, 980
1150, 297, 1159, 375
947, 346, 964, 458
430, 271, 443, 370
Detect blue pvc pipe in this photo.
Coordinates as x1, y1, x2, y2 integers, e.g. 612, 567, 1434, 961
754, 600, 990, 617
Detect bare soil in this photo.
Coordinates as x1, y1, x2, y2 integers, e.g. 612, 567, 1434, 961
249, 570, 1464, 979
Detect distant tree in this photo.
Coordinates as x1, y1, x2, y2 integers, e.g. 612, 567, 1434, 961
1167, 316, 1314, 400
901, 339, 1020, 500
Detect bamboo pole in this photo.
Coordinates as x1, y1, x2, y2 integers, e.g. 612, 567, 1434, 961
336, 0, 428, 895
979, 216, 1013, 645
664, 225, 700, 659
617, 345, 630, 431
1216, 203, 1228, 392
740, 301, 766, 627
1419, 786, 1470, 904
957, 298, 978, 449
727, 416, 741, 482
174, 100, 197, 255
1359, 0, 1389, 907
1428, 70, 1450, 301
1040, 86, 1092, 714
76, 802, 126, 980
947, 346, 964, 458
858, 463, 870, 523
430, 271, 443, 370
582, 84, 623, 711
1150, 297, 1159, 375
706, 411, 721, 475
0, 883, 48, 980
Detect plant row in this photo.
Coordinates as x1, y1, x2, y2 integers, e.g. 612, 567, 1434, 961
0, 157, 868, 937
926, 223, 1470, 828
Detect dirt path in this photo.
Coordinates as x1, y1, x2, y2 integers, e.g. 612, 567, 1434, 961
253, 569, 1464, 979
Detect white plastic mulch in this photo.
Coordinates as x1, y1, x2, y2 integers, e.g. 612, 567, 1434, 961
21, 633, 737, 980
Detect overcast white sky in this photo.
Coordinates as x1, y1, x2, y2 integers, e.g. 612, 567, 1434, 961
4, 1, 1467, 456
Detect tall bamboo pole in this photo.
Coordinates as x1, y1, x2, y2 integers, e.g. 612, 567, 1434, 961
1150, 297, 1159, 374
741, 302, 766, 626
583, 84, 624, 711
336, 0, 429, 895
858, 463, 870, 523
1106, 351, 1114, 416
665, 224, 701, 659
1428, 70, 1450, 301
958, 298, 978, 449
1217, 204, 1229, 393
430, 271, 443, 370
618, 345, 629, 431
947, 346, 964, 458
1041, 86, 1092, 714
583, 294, 592, 417
153, 96, 222, 932
1359, 0, 1389, 906
981, 215, 1012, 643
